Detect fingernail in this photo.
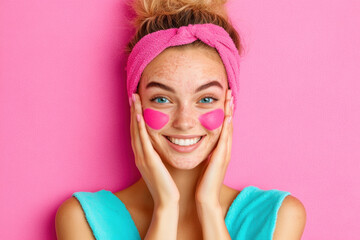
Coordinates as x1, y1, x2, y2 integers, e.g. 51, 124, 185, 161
129, 97, 132, 106
229, 96, 233, 108
132, 93, 136, 103
136, 113, 141, 122
228, 116, 232, 123
227, 90, 232, 99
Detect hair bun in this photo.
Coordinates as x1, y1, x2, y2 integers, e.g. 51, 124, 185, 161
133, 0, 227, 20
126, 0, 242, 55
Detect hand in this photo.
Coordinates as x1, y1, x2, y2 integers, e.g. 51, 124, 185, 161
195, 89, 234, 207
130, 93, 180, 207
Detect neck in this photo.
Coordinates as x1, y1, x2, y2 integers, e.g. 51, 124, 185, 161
167, 159, 207, 212
136, 159, 208, 220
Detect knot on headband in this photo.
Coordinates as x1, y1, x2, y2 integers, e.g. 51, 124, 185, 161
126, 23, 241, 111
176, 24, 197, 38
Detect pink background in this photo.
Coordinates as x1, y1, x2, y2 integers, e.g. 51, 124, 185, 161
1, 0, 359, 239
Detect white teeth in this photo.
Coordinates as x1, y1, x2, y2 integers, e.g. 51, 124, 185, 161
168, 137, 201, 146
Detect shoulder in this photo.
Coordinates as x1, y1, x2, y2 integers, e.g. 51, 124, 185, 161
273, 195, 307, 240
55, 196, 95, 240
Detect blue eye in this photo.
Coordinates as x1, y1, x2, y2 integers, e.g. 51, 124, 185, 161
199, 97, 216, 104
151, 97, 169, 104
150, 96, 218, 104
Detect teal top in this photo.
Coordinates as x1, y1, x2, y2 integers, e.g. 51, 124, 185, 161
73, 186, 290, 240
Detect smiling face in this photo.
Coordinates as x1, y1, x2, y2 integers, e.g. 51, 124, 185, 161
138, 45, 228, 170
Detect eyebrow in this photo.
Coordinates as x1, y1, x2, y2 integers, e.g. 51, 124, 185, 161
145, 80, 223, 93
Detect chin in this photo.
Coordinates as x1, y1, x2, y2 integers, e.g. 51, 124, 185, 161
162, 152, 209, 170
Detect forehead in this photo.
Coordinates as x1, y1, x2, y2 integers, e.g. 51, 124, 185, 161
140, 46, 228, 90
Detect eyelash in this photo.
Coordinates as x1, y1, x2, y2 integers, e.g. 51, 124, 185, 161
150, 95, 219, 104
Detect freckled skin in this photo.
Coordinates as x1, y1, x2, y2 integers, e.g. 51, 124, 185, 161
138, 46, 228, 170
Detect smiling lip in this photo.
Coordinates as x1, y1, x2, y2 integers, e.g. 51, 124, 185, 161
164, 135, 205, 153
165, 135, 203, 139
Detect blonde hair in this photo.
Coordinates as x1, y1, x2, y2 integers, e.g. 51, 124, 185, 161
126, 0, 243, 55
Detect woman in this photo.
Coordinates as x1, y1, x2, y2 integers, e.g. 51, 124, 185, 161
55, 0, 306, 239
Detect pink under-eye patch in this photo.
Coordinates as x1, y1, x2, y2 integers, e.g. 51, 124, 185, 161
199, 108, 225, 130
143, 108, 169, 130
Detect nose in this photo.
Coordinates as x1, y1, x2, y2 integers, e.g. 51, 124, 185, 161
171, 105, 197, 131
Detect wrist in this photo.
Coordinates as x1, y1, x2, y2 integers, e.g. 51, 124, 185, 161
195, 198, 221, 209
196, 201, 223, 221
146, 201, 179, 240
155, 201, 179, 214
196, 203, 231, 239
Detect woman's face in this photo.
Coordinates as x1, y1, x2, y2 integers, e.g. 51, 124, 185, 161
138, 46, 228, 169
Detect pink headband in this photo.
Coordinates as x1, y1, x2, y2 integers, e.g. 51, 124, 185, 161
126, 23, 241, 111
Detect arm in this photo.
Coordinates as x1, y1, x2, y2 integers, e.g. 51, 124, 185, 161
131, 93, 181, 239
144, 202, 179, 240
195, 89, 234, 240
197, 202, 231, 240
55, 197, 96, 240
273, 195, 307, 240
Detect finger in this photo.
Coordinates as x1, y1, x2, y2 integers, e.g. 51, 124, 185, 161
130, 93, 144, 160
228, 103, 234, 144
225, 90, 234, 162
227, 93, 234, 157
218, 89, 232, 150
226, 121, 233, 161
209, 89, 232, 168
133, 94, 158, 161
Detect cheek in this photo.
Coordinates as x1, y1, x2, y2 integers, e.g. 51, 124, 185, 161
198, 108, 225, 130
143, 108, 169, 130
